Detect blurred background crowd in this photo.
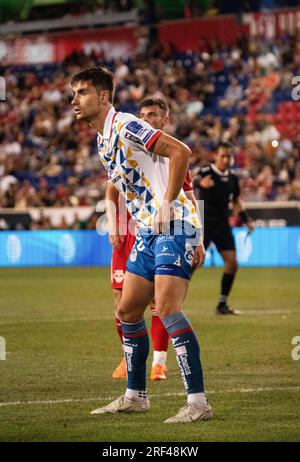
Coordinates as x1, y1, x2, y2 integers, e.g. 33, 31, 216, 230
1, 1, 300, 230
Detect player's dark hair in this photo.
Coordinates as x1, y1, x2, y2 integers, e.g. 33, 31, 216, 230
217, 141, 233, 151
139, 97, 169, 114
71, 67, 115, 103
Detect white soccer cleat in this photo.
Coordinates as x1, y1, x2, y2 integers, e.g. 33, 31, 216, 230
91, 395, 150, 415
164, 401, 212, 424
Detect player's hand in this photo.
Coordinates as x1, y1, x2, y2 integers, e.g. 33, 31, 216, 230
192, 242, 206, 268
109, 234, 120, 248
152, 200, 174, 234
200, 175, 215, 189
247, 221, 255, 234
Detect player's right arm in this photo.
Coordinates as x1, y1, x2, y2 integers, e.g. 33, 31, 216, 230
149, 133, 192, 233
105, 181, 120, 248
151, 133, 191, 202
120, 118, 194, 233
150, 135, 205, 263
120, 118, 190, 203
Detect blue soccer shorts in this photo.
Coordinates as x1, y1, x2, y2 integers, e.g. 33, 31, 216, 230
126, 223, 201, 281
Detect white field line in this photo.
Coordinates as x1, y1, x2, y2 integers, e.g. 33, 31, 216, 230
0, 385, 299, 408
242, 310, 298, 315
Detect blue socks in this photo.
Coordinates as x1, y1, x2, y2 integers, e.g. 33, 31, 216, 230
161, 311, 204, 394
121, 319, 149, 392
120, 313, 204, 398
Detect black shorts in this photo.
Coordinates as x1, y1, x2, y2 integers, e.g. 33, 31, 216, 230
203, 225, 236, 253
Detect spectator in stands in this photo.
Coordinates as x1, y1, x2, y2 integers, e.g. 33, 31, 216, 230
218, 78, 244, 109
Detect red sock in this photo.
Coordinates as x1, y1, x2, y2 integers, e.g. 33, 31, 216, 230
151, 312, 169, 351
115, 316, 123, 344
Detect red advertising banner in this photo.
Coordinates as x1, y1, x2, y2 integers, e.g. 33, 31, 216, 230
159, 16, 239, 51
242, 7, 300, 39
0, 26, 137, 65
1, 8, 300, 65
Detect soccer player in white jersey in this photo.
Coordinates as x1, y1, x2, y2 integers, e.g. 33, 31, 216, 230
71, 67, 212, 423
108, 98, 198, 382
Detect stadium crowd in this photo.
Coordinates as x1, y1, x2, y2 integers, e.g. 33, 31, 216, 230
1, 33, 300, 229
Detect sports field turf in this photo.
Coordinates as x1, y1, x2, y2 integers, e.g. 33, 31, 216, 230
0, 266, 299, 442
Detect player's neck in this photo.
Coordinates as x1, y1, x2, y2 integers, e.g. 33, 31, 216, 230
88, 104, 112, 133
214, 163, 227, 174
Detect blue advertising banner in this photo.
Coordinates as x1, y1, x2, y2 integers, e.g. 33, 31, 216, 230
204, 227, 300, 267
0, 227, 299, 267
0, 230, 111, 267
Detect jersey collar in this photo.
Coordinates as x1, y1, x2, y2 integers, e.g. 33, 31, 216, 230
97, 106, 117, 143
211, 163, 229, 177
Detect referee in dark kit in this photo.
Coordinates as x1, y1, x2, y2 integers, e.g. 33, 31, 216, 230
194, 142, 254, 315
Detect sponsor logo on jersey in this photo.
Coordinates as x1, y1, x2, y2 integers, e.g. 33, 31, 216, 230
113, 270, 125, 283
184, 243, 194, 266
157, 252, 175, 258
162, 245, 168, 252
130, 248, 137, 262
126, 121, 144, 134
125, 132, 143, 145
156, 235, 175, 243
174, 255, 181, 267
112, 174, 121, 184
137, 128, 149, 138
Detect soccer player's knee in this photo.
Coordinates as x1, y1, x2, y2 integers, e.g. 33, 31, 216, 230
148, 299, 156, 312
229, 260, 238, 273
116, 306, 128, 321
155, 303, 180, 318
116, 305, 140, 323
233, 260, 238, 272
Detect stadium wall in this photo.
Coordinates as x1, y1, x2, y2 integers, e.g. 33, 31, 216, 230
0, 227, 300, 267
2, 7, 300, 65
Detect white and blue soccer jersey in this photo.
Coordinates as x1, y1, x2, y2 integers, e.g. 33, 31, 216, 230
97, 107, 201, 230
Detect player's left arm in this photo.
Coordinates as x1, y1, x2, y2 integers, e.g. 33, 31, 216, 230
105, 180, 121, 248
231, 174, 254, 233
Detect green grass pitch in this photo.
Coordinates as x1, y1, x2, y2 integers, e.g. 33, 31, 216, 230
0, 266, 299, 442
